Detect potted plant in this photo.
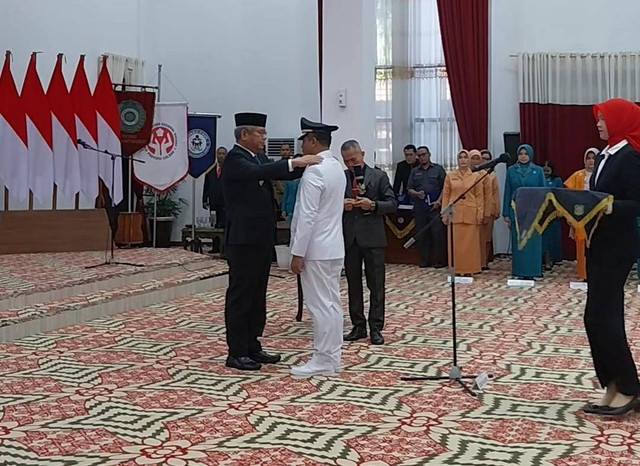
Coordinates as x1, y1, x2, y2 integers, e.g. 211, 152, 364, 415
143, 185, 188, 247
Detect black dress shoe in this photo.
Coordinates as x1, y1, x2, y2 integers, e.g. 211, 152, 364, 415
581, 402, 603, 414
598, 397, 640, 416
345, 327, 367, 341
225, 356, 261, 371
370, 330, 384, 345
249, 351, 281, 364
433, 264, 446, 269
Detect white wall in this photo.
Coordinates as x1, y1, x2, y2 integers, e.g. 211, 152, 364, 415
0, 0, 320, 240
489, 0, 640, 253
141, 0, 320, 240
322, 0, 376, 165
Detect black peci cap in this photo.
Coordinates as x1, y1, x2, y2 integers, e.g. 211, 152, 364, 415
235, 112, 267, 128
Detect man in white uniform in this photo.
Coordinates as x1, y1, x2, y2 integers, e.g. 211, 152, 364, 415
290, 117, 347, 377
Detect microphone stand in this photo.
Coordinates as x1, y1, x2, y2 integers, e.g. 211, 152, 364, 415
80, 140, 147, 269
401, 166, 495, 397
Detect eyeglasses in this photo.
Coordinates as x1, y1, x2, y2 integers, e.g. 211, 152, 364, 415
253, 130, 268, 138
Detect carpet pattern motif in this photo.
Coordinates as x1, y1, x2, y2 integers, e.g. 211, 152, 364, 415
0, 248, 210, 300
0, 260, 639, 465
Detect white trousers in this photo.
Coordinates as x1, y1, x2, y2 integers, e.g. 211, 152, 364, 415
300, 259, 344, 366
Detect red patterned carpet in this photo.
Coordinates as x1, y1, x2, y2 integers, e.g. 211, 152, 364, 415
0, 259, 639, 465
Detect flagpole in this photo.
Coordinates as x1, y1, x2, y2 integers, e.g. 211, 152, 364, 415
125, 68, 134, 214
4, 188, 8, 210
153, 64, 162, 248
191, 178, 196, 252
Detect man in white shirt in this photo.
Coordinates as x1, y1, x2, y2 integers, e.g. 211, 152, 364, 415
290, 117, 347, 377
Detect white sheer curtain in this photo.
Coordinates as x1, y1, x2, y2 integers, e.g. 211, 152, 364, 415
519, 52, 640, 104
98, 53, 146, 85
375, 0, 461, 173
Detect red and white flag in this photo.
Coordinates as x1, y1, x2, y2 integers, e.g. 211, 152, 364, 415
0, 51, 28, 202
94, 57, 123, 204
22, 52, 54, 204
70, 55, 99, 201
47, 53, 80, 198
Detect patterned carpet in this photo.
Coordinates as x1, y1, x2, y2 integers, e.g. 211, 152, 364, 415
0, 248, 209, 300
1, 259, 640, 465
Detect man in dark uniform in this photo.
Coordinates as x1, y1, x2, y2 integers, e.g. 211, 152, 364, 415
341, 140, 397, 345
222, 112, 321, 371
203, 146, 228, 228
393, 144, 418, 195
407, 145, 447, 268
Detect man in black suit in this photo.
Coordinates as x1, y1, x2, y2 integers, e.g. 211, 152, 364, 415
222, 112, 321, 371
203, 146, 228, 228
341, 140, 397, 345
393, 144, 417, 195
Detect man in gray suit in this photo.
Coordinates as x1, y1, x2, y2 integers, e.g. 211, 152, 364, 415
341, 140, 398, 345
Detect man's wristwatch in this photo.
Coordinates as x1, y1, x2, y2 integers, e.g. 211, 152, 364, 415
370, 201, 377, 212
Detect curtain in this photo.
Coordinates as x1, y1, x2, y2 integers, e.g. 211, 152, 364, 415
519, 52, 640, 174
99, 53, 146, 85
518, 52, 640, 259
436, 0, 488, 150
375, 0, 461, 174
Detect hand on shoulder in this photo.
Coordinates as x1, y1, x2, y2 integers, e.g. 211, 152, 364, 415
292, 154, 323, 168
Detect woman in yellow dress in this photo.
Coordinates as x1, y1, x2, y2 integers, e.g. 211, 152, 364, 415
564, 147, 598, 280
441, 150, 484, 275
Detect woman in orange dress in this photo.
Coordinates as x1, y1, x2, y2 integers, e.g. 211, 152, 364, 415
564, 147, 598, 280
469, 149, 500, 269
441, 150, 484, 275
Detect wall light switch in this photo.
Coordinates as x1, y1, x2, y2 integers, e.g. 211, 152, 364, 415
338, 88, 347, 107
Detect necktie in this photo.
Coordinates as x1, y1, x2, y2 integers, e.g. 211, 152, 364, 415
216, 166, 221, 178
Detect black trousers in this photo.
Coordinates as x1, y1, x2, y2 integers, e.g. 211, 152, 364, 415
224, 244, 272, 357
585, 253, 640, 396
212, 207, 226, 229
345, 242, 385, 332
415, 209, 446, 267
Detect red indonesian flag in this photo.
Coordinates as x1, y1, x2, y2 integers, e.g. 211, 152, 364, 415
47, 54, 80, 198
22, 52, 54, 204
70, 55, 99, 201
0, 51, 28, 201
94, 57, 123, 204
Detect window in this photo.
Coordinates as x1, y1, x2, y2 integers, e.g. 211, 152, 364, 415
375, 0, 461, 172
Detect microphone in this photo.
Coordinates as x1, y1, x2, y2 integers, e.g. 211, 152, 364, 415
353, 165, 366, 196
471, 152, 511, 172
403, 237, 416, 249
77, 139, 89, 149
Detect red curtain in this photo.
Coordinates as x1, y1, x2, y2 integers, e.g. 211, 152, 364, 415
519, 103, 604, 179
520, 103, 606, 260
437, 0, 488, 149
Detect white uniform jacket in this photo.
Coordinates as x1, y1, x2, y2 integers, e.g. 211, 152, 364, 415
290, 150, 347, 261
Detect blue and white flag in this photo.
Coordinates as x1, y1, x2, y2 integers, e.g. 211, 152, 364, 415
187, 114, 218, 179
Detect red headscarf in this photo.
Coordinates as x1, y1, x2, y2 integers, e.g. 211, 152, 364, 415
593, 98, 640, 152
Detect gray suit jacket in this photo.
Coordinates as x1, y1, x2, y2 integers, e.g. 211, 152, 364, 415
343, 165, 398, 248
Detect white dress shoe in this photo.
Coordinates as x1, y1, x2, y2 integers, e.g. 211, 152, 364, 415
290, 362, 336, 377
